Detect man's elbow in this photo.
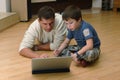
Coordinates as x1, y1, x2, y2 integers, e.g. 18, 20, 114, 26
18, 48, 29, 57
19, 49, 25, 57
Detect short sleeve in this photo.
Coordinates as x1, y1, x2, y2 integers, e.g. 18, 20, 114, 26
83, 28, 93, 40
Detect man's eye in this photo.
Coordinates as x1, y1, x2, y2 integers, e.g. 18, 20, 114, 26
43, 23, 47, 25
49, 22, 53, 25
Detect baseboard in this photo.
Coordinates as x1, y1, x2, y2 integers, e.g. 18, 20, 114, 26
0, 12, 20, 31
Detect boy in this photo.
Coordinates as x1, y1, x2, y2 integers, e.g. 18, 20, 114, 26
54, 5, 101, 67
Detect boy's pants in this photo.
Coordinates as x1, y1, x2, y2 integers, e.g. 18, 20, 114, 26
58, 45, 100, 62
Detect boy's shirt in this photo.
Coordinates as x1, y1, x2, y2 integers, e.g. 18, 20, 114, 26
67, 20, 100, 48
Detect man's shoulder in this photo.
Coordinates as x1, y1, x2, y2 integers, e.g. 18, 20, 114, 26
55, 13, 62, 20
28, 19, 40, 31
55, 13, 61, 16
54, 13, 64, 28
30, 19, 39, 27
32, 18, 39, 24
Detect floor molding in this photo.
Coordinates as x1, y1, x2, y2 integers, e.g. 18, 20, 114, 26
0, 12, 19, 31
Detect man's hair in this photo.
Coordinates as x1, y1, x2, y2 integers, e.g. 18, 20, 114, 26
62, 5, 82, 21
38, 6, 55, 20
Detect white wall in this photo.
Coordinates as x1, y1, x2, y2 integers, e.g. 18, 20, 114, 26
0, 0, 11, 12
92, 0, 113, 8
92, 0, 102, 8
110, 0, 113, 8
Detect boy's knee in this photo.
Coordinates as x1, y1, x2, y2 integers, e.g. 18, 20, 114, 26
83, 49, 100, 62
86, 50, 95, 62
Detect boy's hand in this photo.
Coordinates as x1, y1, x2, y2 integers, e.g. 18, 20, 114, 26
71, 53, 80, 64
53, 49, 61, 56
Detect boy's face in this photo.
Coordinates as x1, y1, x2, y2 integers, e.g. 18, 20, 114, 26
64, 18, 81, 31
39, 18, 54, 32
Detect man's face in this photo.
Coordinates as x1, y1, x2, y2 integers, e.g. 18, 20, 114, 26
39, 18, 54, 32
64, 18, 81, 31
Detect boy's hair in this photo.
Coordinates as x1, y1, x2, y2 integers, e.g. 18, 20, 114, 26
38, 6, 55, 20
62, 5, 82, 21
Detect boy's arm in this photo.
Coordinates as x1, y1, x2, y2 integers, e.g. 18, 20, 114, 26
54, 38, 70, 56
77, 38, 93, 55
71, 38, 93, 63
58, 38, 70, 52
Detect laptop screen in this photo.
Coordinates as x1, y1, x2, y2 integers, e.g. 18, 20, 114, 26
32, 56, 72, 74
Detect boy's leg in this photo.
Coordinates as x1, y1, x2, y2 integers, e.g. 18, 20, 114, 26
58, 48, 71, 56
58, 45, 80, 57
76, 48, 100, 67
82, 48, 100, 62
57, 46, 71, 56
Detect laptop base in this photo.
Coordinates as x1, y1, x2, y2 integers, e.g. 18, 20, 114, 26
32, 68, 70, 74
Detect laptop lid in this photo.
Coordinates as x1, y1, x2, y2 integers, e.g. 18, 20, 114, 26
32, 56, 72, 74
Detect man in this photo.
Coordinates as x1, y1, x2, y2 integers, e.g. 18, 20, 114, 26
19, 6, 67, 58
54, 5, 101, 67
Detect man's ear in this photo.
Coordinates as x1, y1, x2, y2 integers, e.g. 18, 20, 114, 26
78, 18, 81, 22
38, 18, 41, 21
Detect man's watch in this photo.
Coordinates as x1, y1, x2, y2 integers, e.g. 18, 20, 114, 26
32, 45, 39, 51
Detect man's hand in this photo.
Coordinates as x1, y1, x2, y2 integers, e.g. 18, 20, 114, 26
39, 54, 49, 58
34, 53, 49, 58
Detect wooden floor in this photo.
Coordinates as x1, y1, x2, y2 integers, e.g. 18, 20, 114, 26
0, 11, 120, 80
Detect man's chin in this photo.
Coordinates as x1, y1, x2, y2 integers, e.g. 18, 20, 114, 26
45, 29, 52, 32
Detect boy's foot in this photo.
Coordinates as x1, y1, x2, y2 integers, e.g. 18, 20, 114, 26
80, 60, 89, 67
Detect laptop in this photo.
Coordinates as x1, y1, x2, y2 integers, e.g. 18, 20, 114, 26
32, 56, 72, 74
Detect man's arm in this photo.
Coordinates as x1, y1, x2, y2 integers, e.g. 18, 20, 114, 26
19, 48, 48, 58
19, 48, 40, 58
33, 43, 51, 51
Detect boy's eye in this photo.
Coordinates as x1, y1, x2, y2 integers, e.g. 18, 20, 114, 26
69, 22, 73, 24
66, 23, 68, 25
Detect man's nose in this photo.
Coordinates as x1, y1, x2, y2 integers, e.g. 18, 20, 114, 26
47, 24, 51, 29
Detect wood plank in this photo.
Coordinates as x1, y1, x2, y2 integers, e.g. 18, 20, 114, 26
0, 10, 120, 80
